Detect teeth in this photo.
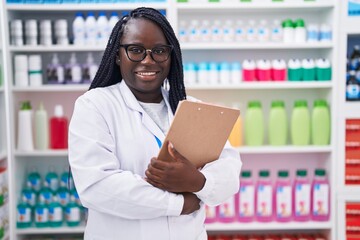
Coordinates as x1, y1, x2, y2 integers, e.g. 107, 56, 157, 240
138, 72, 156, 76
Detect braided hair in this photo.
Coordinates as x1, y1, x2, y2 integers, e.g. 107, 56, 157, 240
89, 7, 186, 114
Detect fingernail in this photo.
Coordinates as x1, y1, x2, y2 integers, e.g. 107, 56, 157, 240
169, 142, 174, 149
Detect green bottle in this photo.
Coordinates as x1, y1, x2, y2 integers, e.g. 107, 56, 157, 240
16, 197, 32, 228
45, 167, 59, 193
65, 195, 81, 227
268, 100, 288, 146
34, 200, 49, 228
291, 100, 310, 145
311, 100, 330, 145
49, 196, 63, 227
26, 168, 41, 193
245, 101, 264, 146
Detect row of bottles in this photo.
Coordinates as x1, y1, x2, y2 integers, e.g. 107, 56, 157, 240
17, 167, 85, 228
205, 169, 330, 223
208, 234, 327, 240
346, 45, 360, 101
228, 99, 331, 147
17, 102, 68, 151
13, 53, 98, 86
179, 18, 331, 44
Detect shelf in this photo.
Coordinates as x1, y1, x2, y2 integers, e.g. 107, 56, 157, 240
6, 3, 168, 11
344, 101, 360, 118
0, 151, 6, 161
187, 82, 333, 90
205, 221, 332, 231
15, 149, 68, 157
16, 225, 85, 235
237, 146, 332, 154
181, 42, 333, 50
176, 2, 334, 11
338, 187, 360, 199
9, 45, 105, 52
344, 18, 360, 35
13, 85, 89, 92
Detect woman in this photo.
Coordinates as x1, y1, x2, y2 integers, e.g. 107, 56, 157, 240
68, 7, 242, 240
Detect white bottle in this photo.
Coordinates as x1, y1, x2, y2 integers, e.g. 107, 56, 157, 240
83, 53, 98, 82
235, 20, 246, 42
28, 55, 42, 86
67, 53, 82, 83
10, 19, 24, 46
85, 12, 97, 45
35, 102, 49, 150
178, 20, 188, 43
47, 54, 65, 84
72, 12, 85, 46
25, 20, 38, 46
108, 12, 120, 37
211, 20, 223, 42
197, 62, 209, 85
97, 12, 109, 46
54, 19, 69, 45
208, 62, 219, 85
282, 19, 294, 43
223, 20, 235, 42
231, 62, 242, 83
184, 62, 197, 86
14, 55, 29, 87
17, 101, 34, 151
257, 20, 270, 42
200, 20, 211, 42
271, 19, 283, 42
219, 62, 231, 85
246, 20, 257, 42
188, 19, 200, 42
40, 20, 52, 46
307, 24, 319, 42
319, 24, 332, 42
294, 19, 306, 43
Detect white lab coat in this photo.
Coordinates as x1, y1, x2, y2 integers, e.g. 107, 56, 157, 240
68, 80, 242, 240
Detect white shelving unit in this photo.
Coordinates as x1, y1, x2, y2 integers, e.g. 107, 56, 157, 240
0, 0, 341, 239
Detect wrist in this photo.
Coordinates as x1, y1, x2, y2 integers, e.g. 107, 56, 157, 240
192, 171, 206, 192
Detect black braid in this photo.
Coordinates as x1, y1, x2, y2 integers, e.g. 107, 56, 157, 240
89, 7, 186, 114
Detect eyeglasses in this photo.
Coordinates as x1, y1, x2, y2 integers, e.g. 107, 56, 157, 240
119, 44, 173, 63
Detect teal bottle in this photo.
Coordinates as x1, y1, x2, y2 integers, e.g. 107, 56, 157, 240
57, 186, 70, 209
34, 200, 49, 228
65, 196, 81, 227
268, 100, 288, 146
45, 167, 59, 193
245, 101, 264, 146
26, 168, 41, 193
16, 197, 32, 228
21, 186, 37, 209
39, 187, 53, 205
60, 168, 75, 191
49, 196, 63, 227
291, 100, 311, 145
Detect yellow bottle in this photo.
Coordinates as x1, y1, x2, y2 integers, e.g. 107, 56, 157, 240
229, 111, 243, 147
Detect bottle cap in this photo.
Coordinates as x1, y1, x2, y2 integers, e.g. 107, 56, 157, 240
241, 171, 251, 178
21, 101, 32, 110
295, 19, 305, 28
314, 99, 328, 107
294, 100, 307, 107
315, 169, 326, 176
38, 102, 45, 111
259, 170, 269, 177
231, 62, 241, 70
209, 62, 218, 71
75, 12, 83, 17
282, 19, 293, 28
278, 170, 289, 178
271, 100, 285, 108
248, 101, 261, 108
296, 169, 307, 177
54, 105, 64, 117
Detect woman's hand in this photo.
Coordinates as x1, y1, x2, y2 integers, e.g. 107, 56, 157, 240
181, 192, 201, 215
145, 142, 206, 193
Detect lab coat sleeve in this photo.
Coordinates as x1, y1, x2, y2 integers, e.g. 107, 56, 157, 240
68, 96, 184, 220
194, 142, 242, 206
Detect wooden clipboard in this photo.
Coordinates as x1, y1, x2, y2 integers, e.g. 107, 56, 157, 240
157, 100, 240, 168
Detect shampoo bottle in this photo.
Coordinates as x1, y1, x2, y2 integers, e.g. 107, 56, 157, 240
50, 105, 68, 149
35, 102, 49, 150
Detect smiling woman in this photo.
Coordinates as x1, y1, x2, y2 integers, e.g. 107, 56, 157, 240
68, 7, 242, 240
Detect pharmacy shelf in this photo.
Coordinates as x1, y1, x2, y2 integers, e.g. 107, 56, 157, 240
237, 146, 332, 154
16, 225, 85, 235
9, 45, 105, 52
344, 18, 360, 35
187, 82, 333, 90
14, 149, 68, 157
12, 85, 88, 92
176, 2, 334, 11
338, 187, 360, 199
344, 102, 360, 118
6, 3, 169, 11
205, 221, 332, 231
181, 42, 333, 50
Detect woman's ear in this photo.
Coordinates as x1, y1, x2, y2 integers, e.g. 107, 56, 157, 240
116, 56, 121, 66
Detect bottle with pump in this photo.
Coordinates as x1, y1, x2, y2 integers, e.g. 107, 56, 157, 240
238, 170, 254, 222
293, 169, 311, 222
256, 170, 273, 222
245, 101, 264, 146
83, 53, 98, 83
66, 53, 82, 84
275, 170, 292, 222
17, 101, 34, 151
291, 100, 310, 145
47, 54, 65, 84
16, 196, 32, 228
311, 100, 330, 145
311, 169, 330, 221
35, 102, 49, 150
50, 105, 68, 149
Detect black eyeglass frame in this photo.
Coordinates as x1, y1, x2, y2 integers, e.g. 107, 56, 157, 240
119, 44, 174, 63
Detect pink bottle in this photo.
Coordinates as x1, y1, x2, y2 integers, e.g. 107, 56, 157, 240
271, 59, 287, 81
242, 59, 256, 81
256, 59, 271, 81
311, 169, 330, 221
218, 195, 236, 223
204, 204, 217, 224
256, 170, 273, 222
275, 170, 292, 222
237, 170, 255, 222
293, 169, 311, 222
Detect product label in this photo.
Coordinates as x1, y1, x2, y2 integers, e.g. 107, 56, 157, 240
312, 184, 329, 216
205, 205, 216, 220
239, 185, 254, 217
218, 197, 235, 218
66, 207, 80, 222
17, 207, 31, 223
295, 183, 310, 216
35, 207, 49, 223
58, 191, 70, 207
276, 186, 292, 218
23, 191, 36, 207
27, 178, 41, 192
46, 177, 59, 192
49, 206, 63, 222
256, 185, 272, 217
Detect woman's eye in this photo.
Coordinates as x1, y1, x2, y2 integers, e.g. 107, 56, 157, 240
153, 48, 165, 54
129, 47, 143, 54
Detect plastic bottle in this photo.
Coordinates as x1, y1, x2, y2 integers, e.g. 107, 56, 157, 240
311, 100, 330, 145
82, 53, 98, 83
66, 53, 82, 83
228, 104, 242, 147
65, 195, 81, 227
57, 186, 70, 209
294, 19, 306, 43
211, 20, 222, 42
10, 19, 24, 46
197, 62, 209, 85
54, 19, 69, 45
178, 20, 188, 43
50, 105, 68, 149
60, 168, 75, 191
35, 102, 49, 150
271, 59, 287, 81
270, 19, 283, 42
108, 12, 120, 37
28, 55, 43, 86
291, 100, 310, 145
17, 101, 34, 151
184, 62, 197, 86
287, 59, 302, 81
235, 20, 246, 42
72, 12, 85, 46
219, 62, 231, 85
302, 59, 316, 81
218, 195, 236, 223
346, 70, 360, 101
34, 198, 49, 228
26, 167, 41, 193
40, 20, 52, 46
315, 58, 332, 81
45, 167, 59, 193
242, 59, 256, 82
47, 54, 65, 84
238, 170, 254, 222
200, 20, 211, 42
293, 169, 311, 222
282, 19, 294, 43
311, 169, 330, 221
256, 170, 273, 222
205, 204, 217, 223
275, 170, 292, 222
319, 24, 332, 42
39, 186, 54, 205
245, 101, 264, 146
21, 185, 36, 209
268, 100, 288, 146
14, 55, 29, 87
256, 59, 271, 81
257, 20, 270, 42
208, 62, 219, 85
189, 19, 200, 42
49, 196, 63, 227
307, 24, 319, 42
85, 12, 97, 45
230, 62, 242, 83
223, 20, 235, 42
16, 196, 32, 228
246, 20, 257, 42
97, 12, 109, 45
25, 19, 38, 46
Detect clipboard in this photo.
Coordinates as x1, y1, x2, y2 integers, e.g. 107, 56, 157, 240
157, 100, 240, 168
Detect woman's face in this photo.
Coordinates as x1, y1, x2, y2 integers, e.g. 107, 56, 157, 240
118, 18, 171, 103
